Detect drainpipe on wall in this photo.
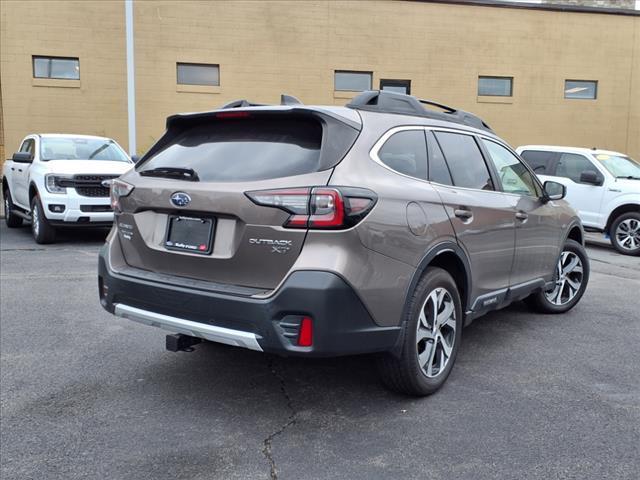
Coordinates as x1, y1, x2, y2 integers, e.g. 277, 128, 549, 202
125, 0, 136, 156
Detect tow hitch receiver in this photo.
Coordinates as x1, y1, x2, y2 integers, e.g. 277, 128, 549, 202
166, 334, 202, 352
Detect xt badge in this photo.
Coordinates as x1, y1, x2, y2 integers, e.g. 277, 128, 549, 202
249, 238, 292, 254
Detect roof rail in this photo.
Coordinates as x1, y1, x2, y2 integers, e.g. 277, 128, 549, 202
346, 90, 493, 133
221, 93, 303, 110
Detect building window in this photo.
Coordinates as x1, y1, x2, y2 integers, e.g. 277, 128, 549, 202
478, 76, 513, 97
33, 56, 79, 80
334, 70, 372, 92
177, 63, 220, 86
564, 80, 597, 100
380, 79, 411, 95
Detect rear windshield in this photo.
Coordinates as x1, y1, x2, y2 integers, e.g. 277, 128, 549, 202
138, 117, 323, 182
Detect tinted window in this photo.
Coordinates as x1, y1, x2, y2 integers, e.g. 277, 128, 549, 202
177, 63, 220, 86
556, 153, 597, 183
482, 140, 539, 196
520, 150, 556, 174
565, 80, 597, 100
434, 132, 494, 190
334, 71, 372, 91
478, 76, 513, 96
426, 131, 452, 185
33, 56, 79, 80
378, 130, 427, 180
19, 139, 35, 155
139, 116, 323, 182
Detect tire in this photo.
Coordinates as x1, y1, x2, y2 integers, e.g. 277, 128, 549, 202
3, 187, 24, 228
30, 195, 56, 244
377, 267, 463, 396
525, 239, 589, 314
610, 212, 640, 256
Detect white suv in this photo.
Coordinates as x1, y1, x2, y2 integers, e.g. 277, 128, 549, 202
516, 145, 640, 256
2, 134, 133, 243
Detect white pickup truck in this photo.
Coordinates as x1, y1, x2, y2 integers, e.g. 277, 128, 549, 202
516, 145, 640, 256
2, 134, 133, 243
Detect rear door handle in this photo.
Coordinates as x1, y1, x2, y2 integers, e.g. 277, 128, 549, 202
454, 208, 473, 219
515, 211, 528, 220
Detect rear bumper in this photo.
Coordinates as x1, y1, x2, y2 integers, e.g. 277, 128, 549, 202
98, 246, 400, 357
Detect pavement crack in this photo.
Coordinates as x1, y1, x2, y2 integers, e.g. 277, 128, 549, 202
262, 356, 297, 480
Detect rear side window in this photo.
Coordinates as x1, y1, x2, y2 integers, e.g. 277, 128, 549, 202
520, 150, 556, 174
378, 130, 427, 180
434, 132, 494, 190
139, 116, 323, 182
426, 131, 452, 186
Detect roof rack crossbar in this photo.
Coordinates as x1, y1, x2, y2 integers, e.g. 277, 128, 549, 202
346, 90, 493, 133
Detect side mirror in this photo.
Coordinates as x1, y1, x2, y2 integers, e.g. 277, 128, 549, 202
131, 155, 141, 164
543, 181, 566, 202
12, 152, 33, 163
579, 170, 602, 186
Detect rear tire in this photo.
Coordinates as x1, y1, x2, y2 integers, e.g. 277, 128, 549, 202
525, 239, 589, 314
30, 195, 56, 244
377, 267, 462, 396
610, 212, 640, 256
4, 187, 24, 228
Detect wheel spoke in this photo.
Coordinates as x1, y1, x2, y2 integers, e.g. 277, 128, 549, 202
562, 255, 579, 276
436, 301, 454, 327
416, 327, 435, 343
565, 276, 581, 291
440, 334, 453, 357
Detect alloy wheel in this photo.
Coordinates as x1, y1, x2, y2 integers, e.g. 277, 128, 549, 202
545, 251, 584, 306
32, 203, 40, 237
416, 287, 456, 378
4, 196, 10, 220
615, 218, 640, 251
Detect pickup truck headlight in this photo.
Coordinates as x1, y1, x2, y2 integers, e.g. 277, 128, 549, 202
45, 174, 72, 194
110, 179, 134, 212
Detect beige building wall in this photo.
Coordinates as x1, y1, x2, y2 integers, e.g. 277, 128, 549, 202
0, 0, 127, 159
1, 0, 639, 161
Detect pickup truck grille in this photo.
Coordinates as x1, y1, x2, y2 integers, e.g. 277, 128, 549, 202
72, 175, 119, 197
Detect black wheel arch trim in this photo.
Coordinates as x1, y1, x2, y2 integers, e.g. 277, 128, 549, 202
390, 241, 472, 357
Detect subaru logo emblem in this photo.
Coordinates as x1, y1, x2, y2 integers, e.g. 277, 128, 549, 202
170, 192, 191, 207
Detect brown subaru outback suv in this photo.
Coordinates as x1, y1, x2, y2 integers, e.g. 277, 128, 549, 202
98, 91, 589, 395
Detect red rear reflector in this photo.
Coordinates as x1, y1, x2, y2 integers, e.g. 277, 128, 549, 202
215, 111, 251, 118
297, 317, 313, 347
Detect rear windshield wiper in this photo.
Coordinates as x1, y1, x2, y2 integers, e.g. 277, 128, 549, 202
139, 167, 200, 181
616, 175, 640, 180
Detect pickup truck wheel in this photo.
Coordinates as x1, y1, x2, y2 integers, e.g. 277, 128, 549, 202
377, 267, 462, 396
4, 188, 24, 228
30, 196, 56, 244
525, 239, 589, 314
610, 212, 640, 256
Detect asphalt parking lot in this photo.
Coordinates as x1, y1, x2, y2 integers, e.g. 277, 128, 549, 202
1, 223, 639, 480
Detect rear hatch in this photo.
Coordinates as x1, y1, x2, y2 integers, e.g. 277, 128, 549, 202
115, 108, 360, 291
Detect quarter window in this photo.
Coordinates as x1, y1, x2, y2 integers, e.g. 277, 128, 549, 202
556, 153, 597, 183
520, 150, 556, 175
434, 132, 494, 190
377, 130, 427, 180
33, 56, 79, 80
482, 140, 539, 196
478, 76, 513, 97
177, 63, 220, 86
334, 71, 372, 92
380, 79, 411, 95
564, 80, 597, 100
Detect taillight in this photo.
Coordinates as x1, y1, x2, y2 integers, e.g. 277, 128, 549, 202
110, 179, 134, 212
245, 186, 377, 229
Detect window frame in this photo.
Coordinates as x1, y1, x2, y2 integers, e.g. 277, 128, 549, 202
564, 79, 598, 100
477, 76, 513, 97
370, 126, 545, 196
176, 62, 220, 86
32, 55, 80, 80
379, 79, 411, 95
334, 70, 373, 92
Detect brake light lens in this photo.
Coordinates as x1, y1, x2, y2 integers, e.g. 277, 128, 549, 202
110, 179, 134, 212
245, 186, 376, 229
